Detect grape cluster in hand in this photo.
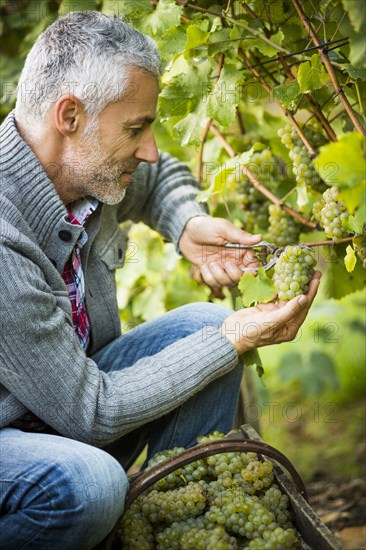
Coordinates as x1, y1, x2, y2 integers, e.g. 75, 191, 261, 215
312, 186, 350, 242
273, 245, 316, 301
119, 432, 302, 549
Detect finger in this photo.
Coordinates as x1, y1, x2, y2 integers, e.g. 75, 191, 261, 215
218, 219, 262, 245
200, 264, 227, 289
223, 260, 249, 284
208, 262, 239, 288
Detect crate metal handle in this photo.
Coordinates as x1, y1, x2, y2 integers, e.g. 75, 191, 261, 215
125, 438, 308, 511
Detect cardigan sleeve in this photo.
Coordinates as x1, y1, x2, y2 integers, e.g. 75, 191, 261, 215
0, 226, 238, 446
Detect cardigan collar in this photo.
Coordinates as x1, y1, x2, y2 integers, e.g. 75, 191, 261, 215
0, 111, 101, 272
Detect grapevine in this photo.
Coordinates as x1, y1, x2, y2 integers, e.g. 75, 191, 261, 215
118, 432, 303, 549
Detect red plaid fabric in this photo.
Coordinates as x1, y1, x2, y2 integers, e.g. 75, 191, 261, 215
61, 200, 97, 350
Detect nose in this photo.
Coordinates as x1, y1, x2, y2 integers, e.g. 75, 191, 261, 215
135, 128, 159, 164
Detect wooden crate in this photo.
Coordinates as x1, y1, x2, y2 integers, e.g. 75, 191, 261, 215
101, 423, 345, 549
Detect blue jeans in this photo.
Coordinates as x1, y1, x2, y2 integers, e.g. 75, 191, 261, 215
0, 303, 242, 549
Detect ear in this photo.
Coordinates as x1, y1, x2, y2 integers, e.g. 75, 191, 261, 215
54, 95, 85, 137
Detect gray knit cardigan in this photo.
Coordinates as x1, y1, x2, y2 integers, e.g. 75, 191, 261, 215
0, 111, 238, 446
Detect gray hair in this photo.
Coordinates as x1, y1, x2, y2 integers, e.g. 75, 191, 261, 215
15, 11, 163, 137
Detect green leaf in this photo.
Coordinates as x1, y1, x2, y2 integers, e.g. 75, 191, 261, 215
185, 23, 210, 53
158, 26, 187, 64
344, 245, 357, 272
158, 81, 192, 119
238, 267, 277, 307
255, 30, 284, 58
323, 243, 366, 299
345, 188, 366, 234
297, 54, 325, 93
341, 0, 366, 33
340, 10, 366, 68
212, 147, 257, 194
296, 183, 308, 207
315, 132, 366, 188
207, 64, 245, 127
172, 100, 207, 148
241, 348, 264, 378
141, 0, 182, 38
102, 0, 152, 18
342, 65, 366, 81
271, 79, 300, 109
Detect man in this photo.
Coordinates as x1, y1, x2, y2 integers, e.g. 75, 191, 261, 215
0, 11, 320, 549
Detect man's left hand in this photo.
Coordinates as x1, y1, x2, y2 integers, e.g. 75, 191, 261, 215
178, 216, 262, 289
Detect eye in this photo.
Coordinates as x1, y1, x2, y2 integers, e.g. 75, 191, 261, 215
129, 127, 143, 137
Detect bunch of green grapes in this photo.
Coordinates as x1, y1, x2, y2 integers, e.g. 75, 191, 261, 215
118, 432, 302, 549
278, 124, 326, 188
267, 204, 301, 247
273, 245, 316, 301
139, 483, 207, 524
180, 526, 238, 549
238, 149, 278, 233
312, 186, 350, 242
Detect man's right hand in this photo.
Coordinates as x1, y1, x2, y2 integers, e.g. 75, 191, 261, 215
220, 271, 321, 355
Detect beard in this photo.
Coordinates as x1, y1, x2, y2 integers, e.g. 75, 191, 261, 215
61, 129, 138, 205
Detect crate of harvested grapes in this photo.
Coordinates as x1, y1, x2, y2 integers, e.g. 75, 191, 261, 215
102, 424, 344, 550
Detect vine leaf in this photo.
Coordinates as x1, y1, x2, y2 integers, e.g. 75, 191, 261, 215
185, 23, 210, 54
272, 79, 301, 109
211, 147, 258, 195
297, 54, 326, 93
172, 100, 207, 147
141, 0, 182, 38
241, 349, 264, 379
238, 267, 277, 307
344, 245, 357, 272
253, 30, 285, 57
315, 132, 366, 188
158, 26, 187, 64
101, 0, 152, 24
323, 243, 366, 299
207, 65, 245, 127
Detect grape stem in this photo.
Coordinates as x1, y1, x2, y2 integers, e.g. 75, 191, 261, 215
209, 124, 319, 230
291, 0, 366, 137
303, 236, 354, 247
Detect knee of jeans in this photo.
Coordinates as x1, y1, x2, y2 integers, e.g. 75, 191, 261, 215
178, 302, 233, 330
50, 444, 128, 541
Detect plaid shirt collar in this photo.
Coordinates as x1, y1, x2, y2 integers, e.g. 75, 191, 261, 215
62, 198, 98, 350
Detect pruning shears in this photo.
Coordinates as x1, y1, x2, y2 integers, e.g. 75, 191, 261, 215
222, 241, 313, 271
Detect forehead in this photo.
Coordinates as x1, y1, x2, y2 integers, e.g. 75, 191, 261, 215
102, 70, 159, 123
